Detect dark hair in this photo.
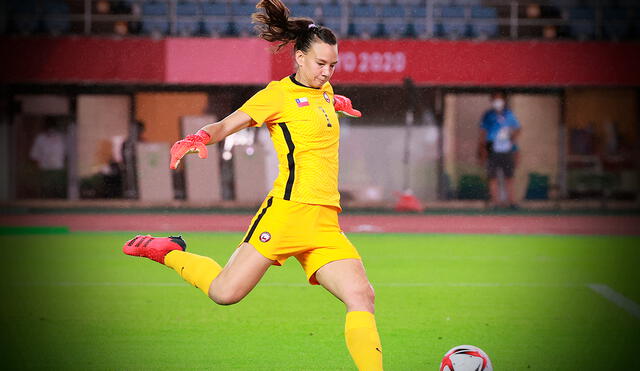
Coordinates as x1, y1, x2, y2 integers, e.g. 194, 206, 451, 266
491, 90, 507, 99
252, 0, 337, 53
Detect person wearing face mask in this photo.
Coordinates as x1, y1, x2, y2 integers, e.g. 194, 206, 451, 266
478, 91, 522, 209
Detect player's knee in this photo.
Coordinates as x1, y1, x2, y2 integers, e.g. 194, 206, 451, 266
366, 283, 375, 304
345, 283, 375, 307
210, 289, 244, 306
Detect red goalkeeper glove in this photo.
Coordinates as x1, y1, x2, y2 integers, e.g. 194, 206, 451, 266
169, 129, 211, 170
333, 94, 362, 118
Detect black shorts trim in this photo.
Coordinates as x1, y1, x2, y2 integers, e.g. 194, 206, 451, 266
280, 123, 296, 200
243, 197, 274, 243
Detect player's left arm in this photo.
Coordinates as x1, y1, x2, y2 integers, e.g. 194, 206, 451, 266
200, 110, 253, 144
170, 110, 253, 169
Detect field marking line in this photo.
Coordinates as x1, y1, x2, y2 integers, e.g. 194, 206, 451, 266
14, 281, 583, 288
587, 283, 640, 320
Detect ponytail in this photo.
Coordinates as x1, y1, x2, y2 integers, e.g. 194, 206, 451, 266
253, 0, 337, 52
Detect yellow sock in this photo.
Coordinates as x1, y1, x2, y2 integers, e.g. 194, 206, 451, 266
345, 311, 383, 371
164, 250, 222, 296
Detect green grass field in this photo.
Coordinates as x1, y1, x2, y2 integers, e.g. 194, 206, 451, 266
2, 231, 639, 370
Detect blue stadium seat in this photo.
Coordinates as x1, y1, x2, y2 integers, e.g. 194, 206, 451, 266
381, 3, 405, 18
349, 22, 377, 38
225, 21, 238, 36
440, 5, 464, 19
351, 3, 376, 18
9, 0, 38, 34
176, 1, 199, 36
350, 2, 378, 37
380, 3, 405, 38
290, 4, 316, 18
568, 6, 595, 39
201, 1, 228, 36
234, 19, 255, 36
142, 1, 168, 16
373, 22, 386, 38
231, 2, 255, 17
407, 4, 426, 19
471, 5, 496, 19
407, 4, 427, 37
142, 19, 170, 35
438, 5, 466, 38
202, 20, 229, 36
602, 7, 631, 39
202, 1, 227, 16
382, 20, 407, 38
403, 23, 418, 38
42, 0, 70, 35
322, 3, 341, 18
320, 2, 341, 33
177, 1, 199, 16
321, 18, 342, 35
231, 1, 255, 36
142, 0, 169, 35
470, 6, 498, 38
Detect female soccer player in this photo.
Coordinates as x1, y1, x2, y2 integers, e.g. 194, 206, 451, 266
123, 1, 383, 370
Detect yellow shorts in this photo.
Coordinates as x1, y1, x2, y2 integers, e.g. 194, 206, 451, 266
241, 196, 361, 285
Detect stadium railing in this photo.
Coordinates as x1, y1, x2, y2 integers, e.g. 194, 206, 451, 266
3, 0, 638, 41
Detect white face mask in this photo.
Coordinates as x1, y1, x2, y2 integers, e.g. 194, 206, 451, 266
492, 99, 505, 112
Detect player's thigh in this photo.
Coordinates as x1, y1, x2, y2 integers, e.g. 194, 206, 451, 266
314, 258, 375, 311
210, 242, 274, 303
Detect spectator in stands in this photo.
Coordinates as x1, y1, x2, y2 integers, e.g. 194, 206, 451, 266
477, 91, 522, 209
29, 118, 67, 198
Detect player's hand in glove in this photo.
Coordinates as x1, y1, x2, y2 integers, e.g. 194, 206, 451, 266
334, 94, 362, 118
169, 129, 211, 169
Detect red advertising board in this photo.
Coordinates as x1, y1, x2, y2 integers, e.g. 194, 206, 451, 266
2, 37, 639, 87
301, 40, 640, 87
0, 37, 166, 83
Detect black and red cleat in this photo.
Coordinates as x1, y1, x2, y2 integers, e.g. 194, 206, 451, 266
122, 235, 187, 264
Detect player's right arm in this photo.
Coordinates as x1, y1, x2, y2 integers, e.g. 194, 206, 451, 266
170, 110, 253, 170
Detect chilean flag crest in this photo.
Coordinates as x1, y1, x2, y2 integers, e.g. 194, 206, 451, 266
295, 97, 309, 107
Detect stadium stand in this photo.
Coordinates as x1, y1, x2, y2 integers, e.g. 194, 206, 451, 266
568, 5, 595, 40
231, 1, 256, 36
381, 2, 406, 38
176, 1, 200, 36
42, 0, 71, 35
319, 2, 342, 35
201, 1, 228, 36
602, 5, 632, 40
470, 5, 498, 39
142, 0, 170, 36
348, 1, 378, 38
9, 0, 39, 34
437, 3, 467, 39
290, 3, 316, 18
3, 0, 639, 41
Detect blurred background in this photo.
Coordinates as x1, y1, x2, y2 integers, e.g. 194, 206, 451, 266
0, 0, 638, 211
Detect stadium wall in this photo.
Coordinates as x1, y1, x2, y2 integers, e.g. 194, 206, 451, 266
2, 37, 640, 86
76, 95, 130, 177
135, 92, 209, 143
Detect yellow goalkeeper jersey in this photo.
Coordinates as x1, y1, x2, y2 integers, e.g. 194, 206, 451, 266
238, 74, 341, 209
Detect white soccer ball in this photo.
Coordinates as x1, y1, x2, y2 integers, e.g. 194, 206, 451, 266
439, 345, 493, 371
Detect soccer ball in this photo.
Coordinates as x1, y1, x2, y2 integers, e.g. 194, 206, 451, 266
439, 345, 493, 371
